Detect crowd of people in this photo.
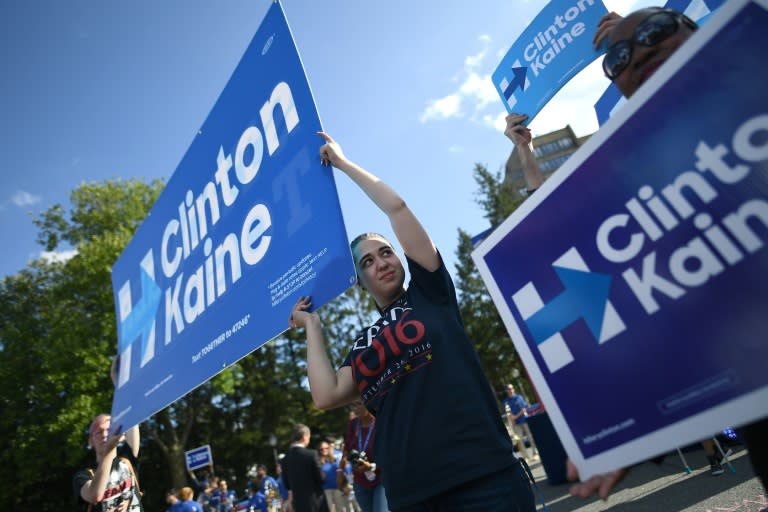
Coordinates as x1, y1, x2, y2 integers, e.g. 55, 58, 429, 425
162, 413, 384, 512
73, 5, 766, 512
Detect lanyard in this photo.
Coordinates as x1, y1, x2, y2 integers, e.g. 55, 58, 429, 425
356, 419, 375, 453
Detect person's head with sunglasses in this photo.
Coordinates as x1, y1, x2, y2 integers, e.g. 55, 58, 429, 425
596, 8, 697, 99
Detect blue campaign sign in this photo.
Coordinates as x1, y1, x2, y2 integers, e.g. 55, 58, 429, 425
492, 0, 608, 119
186, 445, 213, 471
593, 0, 725, 126
110, 2, 355, 431
475, 0, 768, 477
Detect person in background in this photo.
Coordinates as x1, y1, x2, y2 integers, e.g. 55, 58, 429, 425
179, 486, 203, 512
188, 466, 214, 501
167, 489, 183, 512
276, 456, 292, 511
72, 360, 143, 512
332, 439, 344, 467
242, 486, 269, 512
211, 479, 237, 512
503, 384, 539, 461
73, 414, 143, 512
201, 476, 220, 511
341, 402, 385, 512
256, 464, 279, 496
281, 424, 329, 512
319, 439, 347, 512
335, 436, 360, 512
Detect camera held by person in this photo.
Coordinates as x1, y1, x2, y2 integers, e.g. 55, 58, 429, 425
348, 449, 368, 466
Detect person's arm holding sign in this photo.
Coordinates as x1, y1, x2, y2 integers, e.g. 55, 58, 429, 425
111, 357, 139, 457
504, 113, 544, 193
593, 11, 623, 49
289, 294, 355, 410
289, 132, 439, 411
318, 131, 439, 272
79, 426, 125, 503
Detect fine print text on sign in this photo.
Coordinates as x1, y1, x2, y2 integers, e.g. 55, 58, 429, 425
475, 0, 768, 478
110, 2, 355, 433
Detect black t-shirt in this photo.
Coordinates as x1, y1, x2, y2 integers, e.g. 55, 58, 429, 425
72, 444, 143, 512
341, 253, 516, 508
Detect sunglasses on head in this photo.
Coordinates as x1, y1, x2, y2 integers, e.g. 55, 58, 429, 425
602, 10, 697, 80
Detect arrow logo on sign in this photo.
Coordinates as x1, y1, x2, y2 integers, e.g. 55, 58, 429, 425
525, 267, 612, 345
503, 67, 528, 99
118, 266, 162, 360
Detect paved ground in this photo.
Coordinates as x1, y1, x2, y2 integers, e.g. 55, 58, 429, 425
527, 445, 767, 511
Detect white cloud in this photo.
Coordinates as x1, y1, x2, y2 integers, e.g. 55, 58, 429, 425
419, 94, 462, 123
482, 112, 508, 132
420, 36, 500, 125
459, 72, 498, 110
448, 145, 463, 153
11, 190, 41, 207
40, 249, 78, 264
464, 52, 484, 69
463, 37, 489, 69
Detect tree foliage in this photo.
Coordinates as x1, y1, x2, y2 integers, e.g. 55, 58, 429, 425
453, 164, 537, 402
470, 162, 524, 227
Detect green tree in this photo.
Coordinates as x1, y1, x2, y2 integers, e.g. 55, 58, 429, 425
0, 179, 164, 510
453, 164, 535, 401
470, 162, 524, 227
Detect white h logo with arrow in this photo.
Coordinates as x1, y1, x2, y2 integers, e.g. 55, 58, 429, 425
512, 247, 626, 373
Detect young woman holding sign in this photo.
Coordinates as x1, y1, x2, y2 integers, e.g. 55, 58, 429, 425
288, 132, 535, 512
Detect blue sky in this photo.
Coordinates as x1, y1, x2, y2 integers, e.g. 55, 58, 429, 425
0, 0, 659, 280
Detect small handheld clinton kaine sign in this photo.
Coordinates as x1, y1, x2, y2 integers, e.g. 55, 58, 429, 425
474, 0, 768, 478
185, 445, 213, 471
110, 2, 355, 431
492, 0, 608, 120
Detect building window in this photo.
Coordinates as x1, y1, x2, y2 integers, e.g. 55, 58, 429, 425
534, 136, 575, 158
539, 152, 574, 172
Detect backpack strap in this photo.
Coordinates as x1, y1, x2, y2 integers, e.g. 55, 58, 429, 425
119, 456, 143, 498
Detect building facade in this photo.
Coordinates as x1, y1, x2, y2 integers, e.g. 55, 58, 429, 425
504, 125, 591, 198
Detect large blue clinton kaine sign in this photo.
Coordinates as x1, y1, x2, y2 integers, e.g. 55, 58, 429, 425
110, 2, 354, 431
475, 0, 768, 478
